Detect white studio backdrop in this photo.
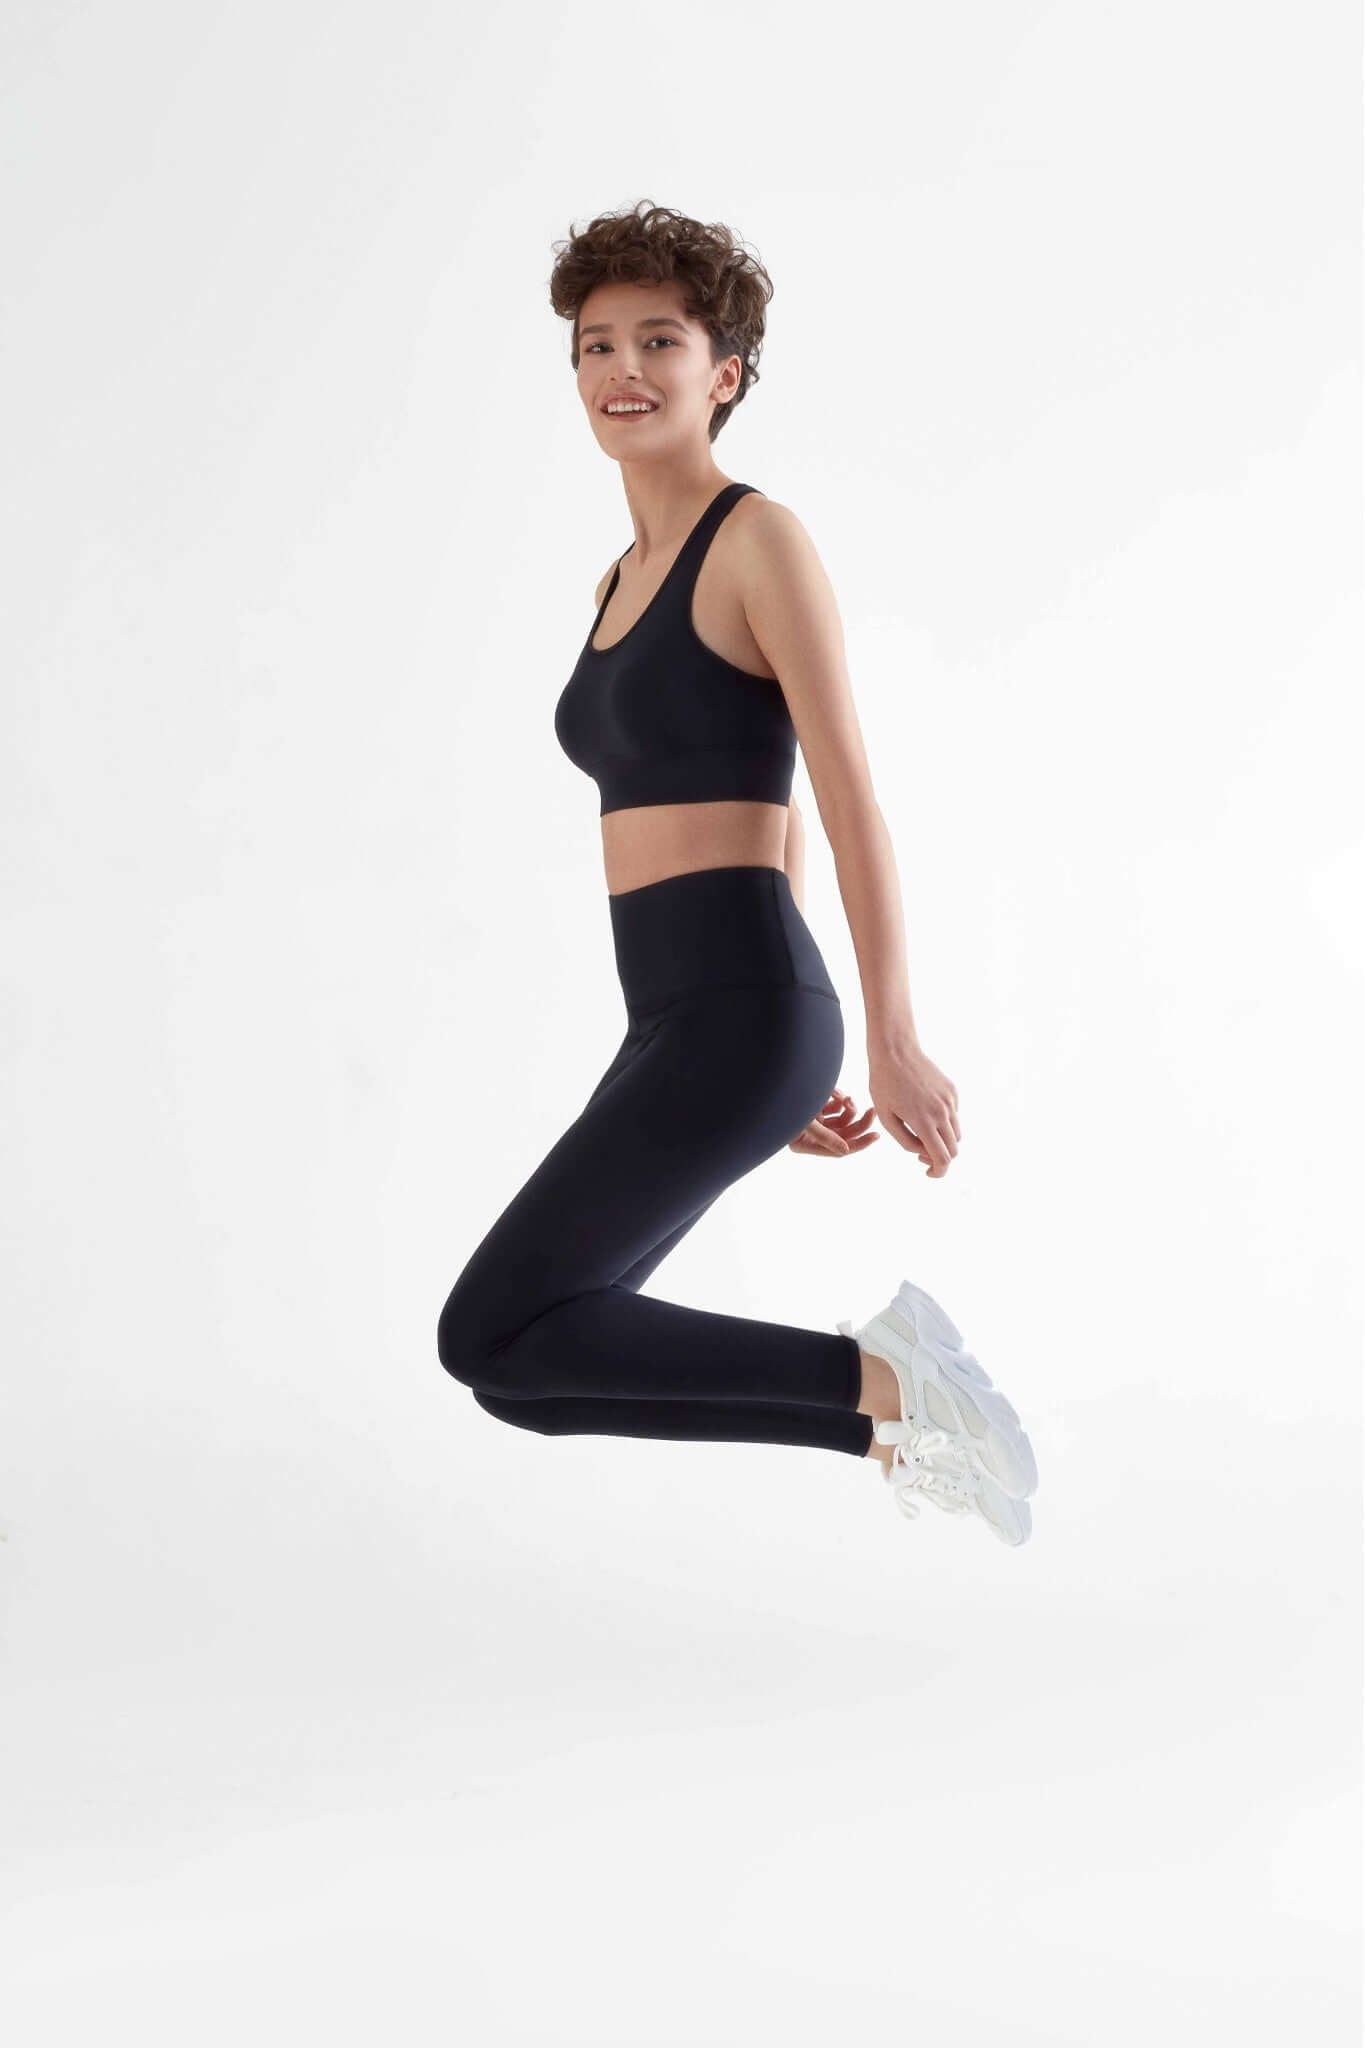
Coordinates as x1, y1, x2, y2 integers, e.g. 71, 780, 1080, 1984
1, 2, 1360, 2043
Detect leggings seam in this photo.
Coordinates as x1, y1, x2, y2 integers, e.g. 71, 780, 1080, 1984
768, 867, 799, 983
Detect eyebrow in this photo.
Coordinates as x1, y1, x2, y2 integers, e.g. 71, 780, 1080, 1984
578, 316, 690, 337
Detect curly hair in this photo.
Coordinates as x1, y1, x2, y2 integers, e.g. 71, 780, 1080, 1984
548, 199, 774, 444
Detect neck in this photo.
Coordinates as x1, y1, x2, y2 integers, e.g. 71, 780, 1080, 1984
616, 461, 736, 564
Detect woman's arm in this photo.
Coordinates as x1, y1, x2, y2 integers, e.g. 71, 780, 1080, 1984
738, 499, 960, 1177
783, 797, 806, 914
741, 501, 917, 1050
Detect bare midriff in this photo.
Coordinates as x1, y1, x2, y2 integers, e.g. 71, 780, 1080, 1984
602, 800, 788, 897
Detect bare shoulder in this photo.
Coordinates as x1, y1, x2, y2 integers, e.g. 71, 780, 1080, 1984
733, 494, 837, 618
731, 493, 871, 822
733, 494, 829, 586
740, 492, 806, 536
593, 557, 621, 608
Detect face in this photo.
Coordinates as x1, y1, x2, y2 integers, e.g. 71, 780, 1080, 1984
576, 278, 741, 454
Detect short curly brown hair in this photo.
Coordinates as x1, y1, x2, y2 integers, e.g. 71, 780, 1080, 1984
548, 199, 774, 443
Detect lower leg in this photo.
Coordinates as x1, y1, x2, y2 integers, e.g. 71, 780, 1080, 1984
856, 1348, 903, 1469
472, 1385, 874, 1456
447, 1286, 864, 1413
469, 1349, 901, 1465
458, 1324, 903, 1466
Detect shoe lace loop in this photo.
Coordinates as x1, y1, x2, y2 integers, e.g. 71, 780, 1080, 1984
877, 1420, 973, 1520
839, 1313, 976, 1523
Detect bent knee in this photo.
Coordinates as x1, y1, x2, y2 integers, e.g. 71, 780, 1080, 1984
436, 1292, 492, 1388
436, 1287, 521, 1391
471, 1389, 564, 1436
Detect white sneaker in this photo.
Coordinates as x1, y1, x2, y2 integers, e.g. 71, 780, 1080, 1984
872, 1415, 1033, 1547
839, 1316, 1032, 1546
841, 1278, 1039, 1501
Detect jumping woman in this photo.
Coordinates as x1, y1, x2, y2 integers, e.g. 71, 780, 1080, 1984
437, 200, 1038, 1545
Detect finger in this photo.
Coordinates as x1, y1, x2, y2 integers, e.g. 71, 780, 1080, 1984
891, 1117, 932, 1160
826, 1105, 871, 1138
796, 1125, 849, 1155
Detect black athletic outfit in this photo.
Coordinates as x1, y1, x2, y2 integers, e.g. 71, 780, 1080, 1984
437, 482, 872, 1456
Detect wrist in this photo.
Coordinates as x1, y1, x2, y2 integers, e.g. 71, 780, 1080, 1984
868, 1019, 920, 1059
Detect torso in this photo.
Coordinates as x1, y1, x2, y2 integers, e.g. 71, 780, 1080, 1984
588, 485, 789, 897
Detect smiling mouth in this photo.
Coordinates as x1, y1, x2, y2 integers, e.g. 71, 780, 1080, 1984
602, 404, 659, 419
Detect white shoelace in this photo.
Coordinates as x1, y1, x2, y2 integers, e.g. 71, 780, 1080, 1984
875, 1420, 975, 1520
838, 1312, 976, 1521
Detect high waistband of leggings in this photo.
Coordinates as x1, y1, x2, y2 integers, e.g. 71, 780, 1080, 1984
607, 863, 840, 1016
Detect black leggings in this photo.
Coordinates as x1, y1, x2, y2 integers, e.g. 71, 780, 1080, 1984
436, 864, 873, 1457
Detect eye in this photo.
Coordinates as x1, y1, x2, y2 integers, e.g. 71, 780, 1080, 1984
584, 336, 678, 354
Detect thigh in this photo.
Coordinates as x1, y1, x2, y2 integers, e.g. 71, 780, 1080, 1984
610, 1197, 716, 1293
583, 1019, 718, 1291
441, 983, 842, 1355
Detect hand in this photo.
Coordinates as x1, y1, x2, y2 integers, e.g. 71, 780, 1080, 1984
868, 1042, 960, 1177
787, 1088, 882, 1158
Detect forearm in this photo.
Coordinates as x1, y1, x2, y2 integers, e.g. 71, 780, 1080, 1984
782, 798, 806, 914
828, 803, 919, 1051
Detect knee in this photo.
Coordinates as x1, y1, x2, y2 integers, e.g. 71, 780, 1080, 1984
471, 1389, 561, 1436
436, 1287, 495, 1389
437, 1279, 532, 1396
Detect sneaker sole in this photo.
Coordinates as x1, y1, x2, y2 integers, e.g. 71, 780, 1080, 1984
953, 1465, 1032, 1545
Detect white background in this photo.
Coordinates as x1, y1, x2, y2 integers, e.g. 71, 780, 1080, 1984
2, 2, 1360, 2041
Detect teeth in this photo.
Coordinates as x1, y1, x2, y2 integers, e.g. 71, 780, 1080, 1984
606, 403, 655, 414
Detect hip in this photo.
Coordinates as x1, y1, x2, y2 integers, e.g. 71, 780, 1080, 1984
607, 862, 841, 1021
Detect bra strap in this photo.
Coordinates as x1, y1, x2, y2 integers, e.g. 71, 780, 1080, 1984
669, 482, 761, 601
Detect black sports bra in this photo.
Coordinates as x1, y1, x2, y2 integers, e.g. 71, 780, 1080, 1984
553, 481, 796, 816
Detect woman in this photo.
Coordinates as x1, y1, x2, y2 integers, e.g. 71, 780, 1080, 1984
437, 201, 1038, 1545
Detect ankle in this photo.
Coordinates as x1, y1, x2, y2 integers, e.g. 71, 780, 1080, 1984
865, 1425, 893, 1466
856, 1348, 900, 1424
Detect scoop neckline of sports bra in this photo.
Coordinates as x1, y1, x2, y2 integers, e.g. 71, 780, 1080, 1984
587, 481, 748, 657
